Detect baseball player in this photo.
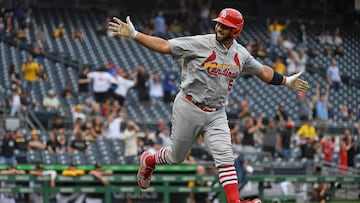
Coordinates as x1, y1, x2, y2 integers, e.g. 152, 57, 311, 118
109, 8, 309, 203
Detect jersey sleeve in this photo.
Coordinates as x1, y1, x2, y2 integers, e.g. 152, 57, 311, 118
242, 49, 263, 75
169, 36, 201, 59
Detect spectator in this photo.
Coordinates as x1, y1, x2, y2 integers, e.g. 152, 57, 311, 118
71, 26, 84, 40
37, 64, 48, 82
87, 66, 117, 104
236, 91, 253, 120
310, 165, 329, 203
71, 104, 86, 123
267, 18, 290, 50
234, 154, 254, 191
326, 59, 341, 91
242, 116, 263, 153
32, 43, 45, 64
28, 130, 46, 150
297, 91, 313, 121
279, 121, 294, 159
320, 136, 335, 163
29, 163, 57, 203
54, 23, 66, 39
51, 117, 66, 133
339, 138, 348, 173
296, 48, 307, 73
120, 121, 140, 164
42, 89, 60, 110
262, 118, 280, 159
21, 55, 40, 92
68, 131, 88, 153
46, 131, 61, 153
113, 70, 138, 107
298, 24, 307, 47
163, 67, 178, 103
272, 57, 286, 74
86, 163, 113, 203
300, 138, 317, 163
188, 165, 211, 203
61, 83, 75, 98
58, 163, 86, 203
35, 26, 46, 43
307, 47, 318, 58
296, 119, 317, 141
72, 117, 88, 138
104, 110, 124, 139
13, 129, 28, 152
314, 84, 330, 133
58, 131, 68, 152
0, 164, 25, 203
149, 71, 164, 102
77, 66, 91, 99
157, 124, 171, 148
0, 130, 17, 165
153, 10, 166, 38
286, 49, 297, 75
9, 87, 21, 116
282, 35, 296, 50
344, 129, 356, 168
274, 104, 288, 121
8, 63, 22, 90
14, 27, 27, 46
89, 116, 105, 141
135, 66, 151, 106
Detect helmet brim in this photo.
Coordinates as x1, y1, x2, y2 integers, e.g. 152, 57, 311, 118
213, 17, 237, 29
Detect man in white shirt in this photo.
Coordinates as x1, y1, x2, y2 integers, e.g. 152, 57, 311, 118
114, 71, 137, 106
326, 59, 341, 91
43, 89, 60, 110
104, 109, 126, 139
87, 66, 117, 104
120, 121, 140, 164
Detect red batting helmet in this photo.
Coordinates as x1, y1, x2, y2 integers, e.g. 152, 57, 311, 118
213, 8, 244, 38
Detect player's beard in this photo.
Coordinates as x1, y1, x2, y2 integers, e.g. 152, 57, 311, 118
216, 32, 232, 44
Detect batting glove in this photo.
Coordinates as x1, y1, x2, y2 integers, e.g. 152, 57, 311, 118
285, 71, 309, 92
108, 16, 138, 39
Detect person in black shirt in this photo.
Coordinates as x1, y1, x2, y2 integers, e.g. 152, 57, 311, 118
77, 66, 91, 98
46, 131, 61, 153
242, 116, 263, 154
13, 129, 28, 152
51, 117, 66, 133
68, 132, 88, 153
279, 121, 294, 159
0, 130, 17, 165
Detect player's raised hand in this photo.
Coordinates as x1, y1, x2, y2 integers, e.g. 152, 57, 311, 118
285, 71, 309, 92
108, 16, 138, 39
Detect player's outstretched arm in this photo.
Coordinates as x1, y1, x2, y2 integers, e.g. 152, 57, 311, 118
108, 16, 171, 54
256, 65, 309, 92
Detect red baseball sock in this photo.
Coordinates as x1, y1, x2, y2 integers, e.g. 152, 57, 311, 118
218, 165, 240, 203
153, 147, 168, 166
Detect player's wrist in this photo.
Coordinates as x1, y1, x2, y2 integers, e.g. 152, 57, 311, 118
130, 30, 138, 39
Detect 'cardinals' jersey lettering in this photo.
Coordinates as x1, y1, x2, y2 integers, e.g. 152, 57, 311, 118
169, 34, 262, 108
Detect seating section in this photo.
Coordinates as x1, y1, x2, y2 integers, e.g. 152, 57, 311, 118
1, 7, 359, 168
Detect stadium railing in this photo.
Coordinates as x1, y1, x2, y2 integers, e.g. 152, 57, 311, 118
0, 170, 359, 203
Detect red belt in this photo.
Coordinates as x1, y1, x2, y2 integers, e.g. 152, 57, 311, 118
185, 95, 217, 112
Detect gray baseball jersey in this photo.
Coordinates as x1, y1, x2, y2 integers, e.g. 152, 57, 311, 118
163, 34, 264, 167
169, 34, 263, 108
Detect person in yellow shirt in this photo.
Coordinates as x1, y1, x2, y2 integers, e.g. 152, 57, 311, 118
296, 119, 317, 141
21, 55, 40, 92
272, 57, 286, 74
54, 23, 66, 39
